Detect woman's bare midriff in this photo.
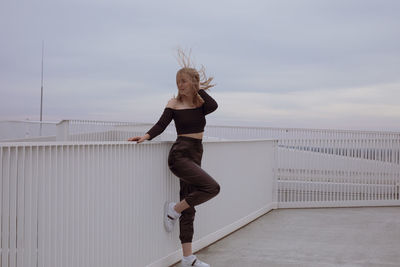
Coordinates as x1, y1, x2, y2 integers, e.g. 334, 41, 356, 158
178, 132, 204, 139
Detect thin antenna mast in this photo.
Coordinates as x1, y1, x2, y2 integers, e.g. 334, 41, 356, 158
40, 40, 44, 135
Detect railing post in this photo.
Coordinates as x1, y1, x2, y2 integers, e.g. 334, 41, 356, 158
272, 140, 279, 208
56, 120, 70, 141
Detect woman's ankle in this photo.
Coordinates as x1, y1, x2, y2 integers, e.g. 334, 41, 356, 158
175, 199, 190, 213
182, 242, 192, 256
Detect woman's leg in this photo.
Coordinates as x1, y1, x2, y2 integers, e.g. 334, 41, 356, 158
169, 157, 220, 207
178, 180, 196, 245
167, 138, 218, 266
168, 138, 220, 209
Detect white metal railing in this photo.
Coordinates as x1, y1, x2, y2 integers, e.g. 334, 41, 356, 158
56, 120, 154, 141
55, 120, 178, 142
3, 120, 400, 208
205, 125, 400, 163
205, 124, 400, 140
0, 139, 276, 267
277, 147, 400, 207
0, 120, 168, 143
0, 121, 58, 141
203, 125, 400, 207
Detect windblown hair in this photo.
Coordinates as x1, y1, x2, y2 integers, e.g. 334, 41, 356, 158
175, 48, 215, 106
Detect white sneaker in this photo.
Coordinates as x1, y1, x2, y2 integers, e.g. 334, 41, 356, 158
164, 202, 180, 232
181, 255, 210, 267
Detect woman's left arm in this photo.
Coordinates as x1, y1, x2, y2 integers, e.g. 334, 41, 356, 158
198, 89, 218, 115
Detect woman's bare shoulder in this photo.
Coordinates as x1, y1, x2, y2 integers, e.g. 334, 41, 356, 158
166, 97, 178, 109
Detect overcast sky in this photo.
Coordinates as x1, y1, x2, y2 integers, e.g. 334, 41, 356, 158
1, 0, 400, 131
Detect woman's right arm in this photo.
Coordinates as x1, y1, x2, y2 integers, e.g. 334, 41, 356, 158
128, 99, 174, 143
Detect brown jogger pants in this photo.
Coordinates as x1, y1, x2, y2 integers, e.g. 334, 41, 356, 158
168, 136, 220, 244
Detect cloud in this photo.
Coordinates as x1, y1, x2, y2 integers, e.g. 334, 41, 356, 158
212, 83, 400, 131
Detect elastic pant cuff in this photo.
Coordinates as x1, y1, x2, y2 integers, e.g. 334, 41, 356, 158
180, 238, 193, 244
185, 198, 194, 208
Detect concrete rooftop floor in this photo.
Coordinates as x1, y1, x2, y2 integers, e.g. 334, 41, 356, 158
171, 207, 400, 267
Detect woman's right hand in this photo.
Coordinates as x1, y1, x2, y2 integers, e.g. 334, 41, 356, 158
127, 134, 150, 143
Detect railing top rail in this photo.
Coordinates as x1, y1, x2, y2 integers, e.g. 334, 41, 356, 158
0, 120, 59, 125
61, 119, 153, 125
207, 124, 400, 135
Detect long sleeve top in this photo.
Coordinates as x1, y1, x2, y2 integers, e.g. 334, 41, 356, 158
146, 89, 218, 140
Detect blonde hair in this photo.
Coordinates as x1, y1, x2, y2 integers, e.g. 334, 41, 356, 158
175, 48, 215, 106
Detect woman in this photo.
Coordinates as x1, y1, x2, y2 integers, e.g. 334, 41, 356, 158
128, 59, 220, 267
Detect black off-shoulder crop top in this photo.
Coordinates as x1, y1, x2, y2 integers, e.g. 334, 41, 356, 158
146, 89, 218, 140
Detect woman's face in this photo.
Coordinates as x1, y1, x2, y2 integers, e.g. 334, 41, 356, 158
176, 72, 195, 97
